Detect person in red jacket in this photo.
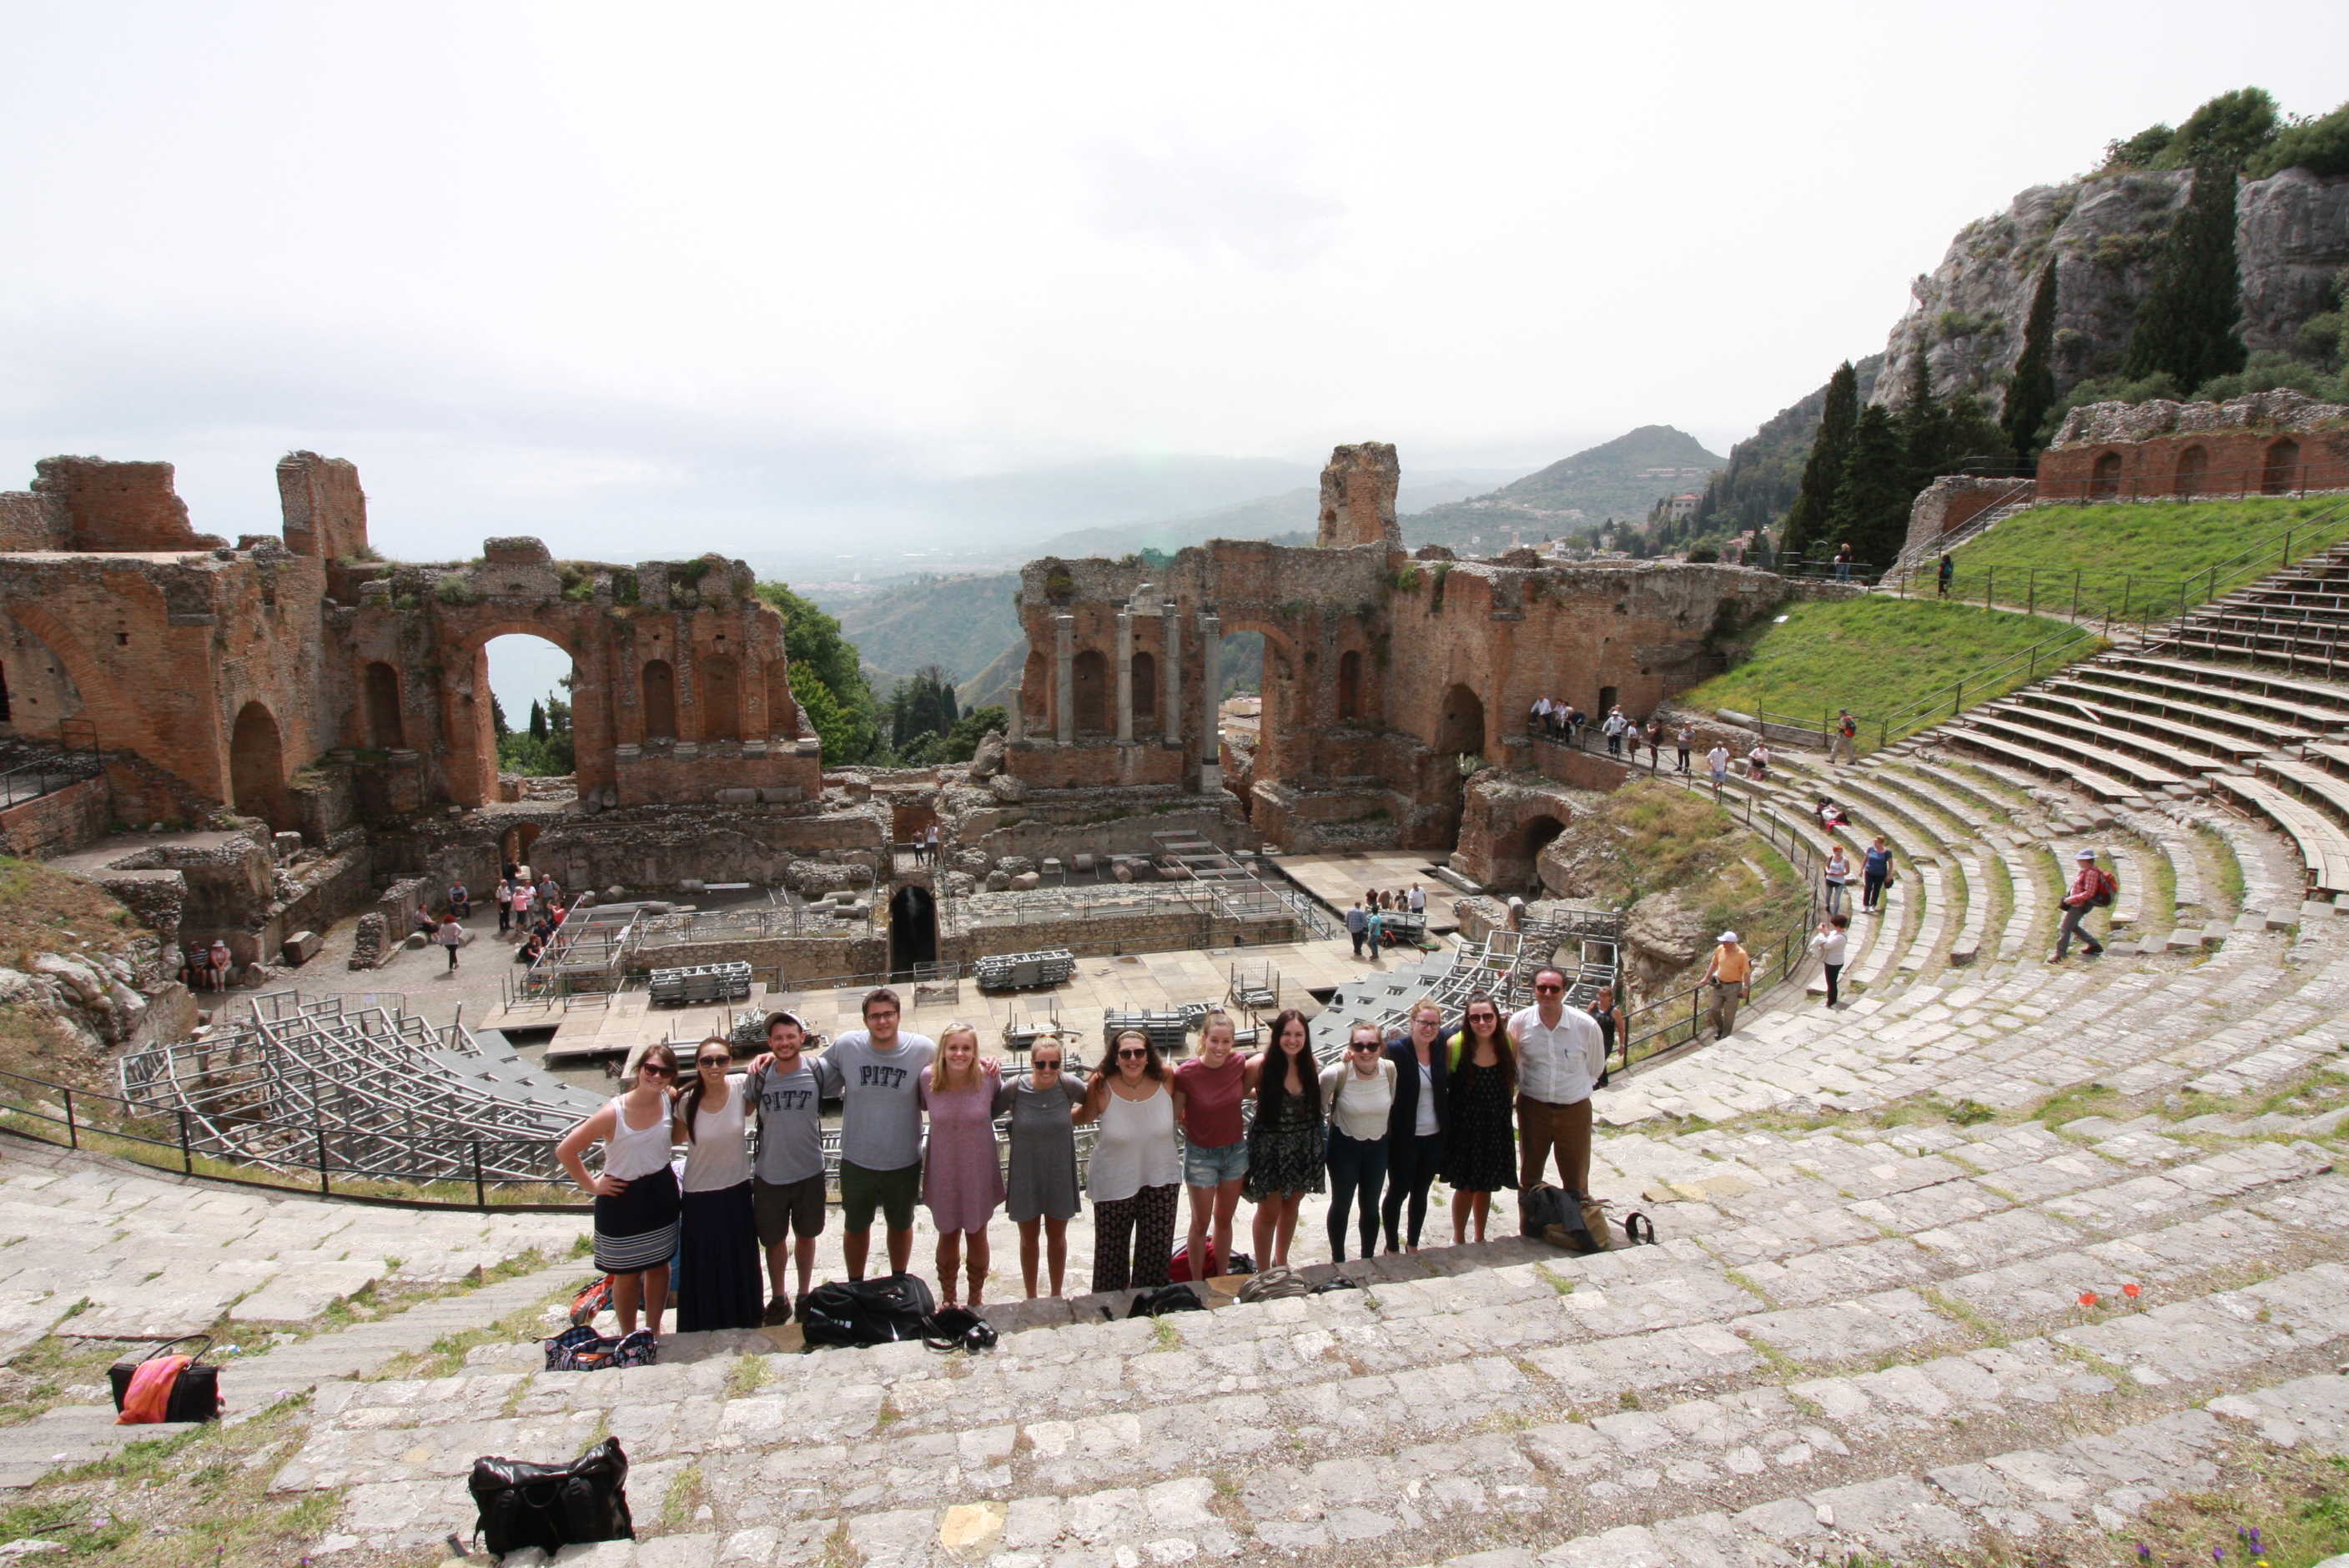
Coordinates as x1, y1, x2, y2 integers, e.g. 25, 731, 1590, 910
2049, 848, 2111, 962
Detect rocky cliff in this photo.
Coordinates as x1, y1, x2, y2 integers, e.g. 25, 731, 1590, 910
1873, 166, 2349, 419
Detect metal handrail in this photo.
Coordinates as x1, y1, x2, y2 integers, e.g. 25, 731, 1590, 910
1861, 622, 2106, 754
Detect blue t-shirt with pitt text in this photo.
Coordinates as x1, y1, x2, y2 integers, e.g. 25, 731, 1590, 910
814, 1029, 937, 1172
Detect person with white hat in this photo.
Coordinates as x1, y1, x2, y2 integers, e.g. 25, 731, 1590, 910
1701, 931, 1753, 1040
2050, 848, 2113, 962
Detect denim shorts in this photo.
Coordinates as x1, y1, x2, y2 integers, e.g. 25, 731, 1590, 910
1183, 1138, 1247, 1188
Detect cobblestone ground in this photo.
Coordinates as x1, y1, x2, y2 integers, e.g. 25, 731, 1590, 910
11, 741, 2349, 1566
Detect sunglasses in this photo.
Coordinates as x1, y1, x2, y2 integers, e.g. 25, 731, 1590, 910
1033, 1058, 1064, 1069
1348, 1041, 1381, 1052
697, 1057, 729, 1068
641, 1063, 677, 1078
1534, 983, 1563, 993
1117, 1048, 1148, 1060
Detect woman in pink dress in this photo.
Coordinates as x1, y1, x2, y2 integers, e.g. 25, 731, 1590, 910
919, 1024, 1006, 1307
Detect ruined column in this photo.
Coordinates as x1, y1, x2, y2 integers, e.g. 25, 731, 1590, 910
1315, 442, 1403, 549
1114, 609, 1134, 743
1054, 614, 1075, 746
1007, 675, 1024, 742
1161, 601, 1181, 747
1198, 611, 1221, 792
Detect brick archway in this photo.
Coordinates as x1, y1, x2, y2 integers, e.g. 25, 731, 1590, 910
229, 701, 292, 830
437, 619, 588, 809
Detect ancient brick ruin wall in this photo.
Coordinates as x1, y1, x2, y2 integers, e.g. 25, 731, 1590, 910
0, 775, 109, 857
2037, 390, 2349, 502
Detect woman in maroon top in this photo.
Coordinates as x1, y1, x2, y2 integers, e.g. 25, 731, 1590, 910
1172, 1012, 1249, 1282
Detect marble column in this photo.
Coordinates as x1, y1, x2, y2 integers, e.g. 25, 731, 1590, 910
1198, 611, 1221, 792
1114, 609, 1134, 742
1054, 614, 1075, 746
1007, 675, 1024, 742
1161, 601, 1181, 747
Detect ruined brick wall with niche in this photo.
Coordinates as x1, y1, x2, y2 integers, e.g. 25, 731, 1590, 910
2036, 425, 2349, 501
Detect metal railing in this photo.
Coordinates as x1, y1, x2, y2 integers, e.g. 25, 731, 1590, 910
0, 720, 103, 811
1858, 622, 2107, 756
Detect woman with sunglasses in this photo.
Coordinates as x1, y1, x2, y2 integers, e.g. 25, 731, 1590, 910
1381, 999, 1450, 1254
1242, 1008, 1324, 1270
671, 1035, 762, 1331
1443, 993, 1518, 1245
1075, 1028, 1181, 1293
1320, 1022, 1396, 1263
996, 1033, 1086, 1299
920, 1024, 1006, 1309
556, 1041, 682, 1339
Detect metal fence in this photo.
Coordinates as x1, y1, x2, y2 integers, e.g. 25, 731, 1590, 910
0, 721, 103, 811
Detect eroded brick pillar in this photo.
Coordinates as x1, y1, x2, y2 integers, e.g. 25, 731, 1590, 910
1054, 614, 1074, 746
1161, 601, 1180, 747
1199, 611, 1220, 792
1114, 609, 1134, 743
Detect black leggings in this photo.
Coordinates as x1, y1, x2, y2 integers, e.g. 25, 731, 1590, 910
1325, 1129, 1388, 1262
1382, 1131, 1444, 1250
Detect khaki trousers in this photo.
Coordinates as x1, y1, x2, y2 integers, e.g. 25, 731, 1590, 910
1708, 982, 1744, 1039
1517, 1094, 1592, 1194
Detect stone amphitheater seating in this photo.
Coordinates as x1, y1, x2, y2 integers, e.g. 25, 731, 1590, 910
18, 574, 2349, 1565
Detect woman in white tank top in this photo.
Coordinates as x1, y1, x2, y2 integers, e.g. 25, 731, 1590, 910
1074, 1030, 1182, 1294
671, 1035, 762, 1331
557, 1041, 682, 1338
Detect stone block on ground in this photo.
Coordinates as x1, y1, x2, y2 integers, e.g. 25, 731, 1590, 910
281, 929, 324, 966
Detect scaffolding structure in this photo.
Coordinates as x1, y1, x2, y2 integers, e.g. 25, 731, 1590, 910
1306, 907, 1622, 1065
516, 902, 641, 1002
118, 992, 600, 1185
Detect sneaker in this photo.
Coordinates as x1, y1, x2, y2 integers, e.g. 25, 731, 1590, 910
2084, 946, 2105, 958
761, 1295, 792, 1327
2045, 950, 2065, 963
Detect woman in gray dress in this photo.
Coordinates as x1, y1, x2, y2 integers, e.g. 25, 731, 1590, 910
995, 1033, 1087, 1299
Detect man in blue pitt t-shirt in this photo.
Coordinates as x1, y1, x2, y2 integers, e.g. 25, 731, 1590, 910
813, 988, 936, 1281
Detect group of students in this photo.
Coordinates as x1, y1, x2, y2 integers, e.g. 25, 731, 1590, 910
556, 968, 1612, 1338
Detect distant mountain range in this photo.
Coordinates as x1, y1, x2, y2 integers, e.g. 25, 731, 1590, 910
1402, 426, 1728, 550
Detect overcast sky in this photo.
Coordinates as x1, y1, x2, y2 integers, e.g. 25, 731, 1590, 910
2, 3, 2343, 565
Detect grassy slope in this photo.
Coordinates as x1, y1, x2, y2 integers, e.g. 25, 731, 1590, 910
0, 857, 142, 1088
1944, 494, 2349, 621
1678, 596, 2087, 729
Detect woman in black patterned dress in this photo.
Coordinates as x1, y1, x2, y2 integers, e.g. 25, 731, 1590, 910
1443, 991, 1518, 1244
1243, 1008, 1325, 1269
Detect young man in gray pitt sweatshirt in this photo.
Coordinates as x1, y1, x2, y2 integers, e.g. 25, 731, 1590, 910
747, 1010, 824, 1324
813, 988, 935, 1280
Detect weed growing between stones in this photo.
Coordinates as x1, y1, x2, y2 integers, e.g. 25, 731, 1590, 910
661, 1461, 707, 1531
728, 1353, 773, 1396
1152, 1316, 1183, 1350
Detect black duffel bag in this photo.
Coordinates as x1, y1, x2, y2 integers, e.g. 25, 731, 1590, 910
467, 1436, 634, 1556
108, 1335, 222, 1425
797, 1273, 938, 1348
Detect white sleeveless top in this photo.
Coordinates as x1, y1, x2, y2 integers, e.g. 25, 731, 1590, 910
680, 1075, 752, 1192
1087, 1082, 1180, 1203
603, 1093, 676, 1180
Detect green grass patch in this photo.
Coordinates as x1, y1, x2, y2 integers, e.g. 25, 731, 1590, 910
2201, 823, 2248, 910
1682, 596, 2090, 741
1944, 493, 2349, 625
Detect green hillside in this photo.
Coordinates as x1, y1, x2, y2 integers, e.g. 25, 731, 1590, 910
1406, 426, 1727, 550
825, 572, 1022, 688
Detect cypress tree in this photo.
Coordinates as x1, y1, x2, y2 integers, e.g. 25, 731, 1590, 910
2003, 259, 2060, 461
1897, 352, 1951, 496
1780, 361, 1859, 562
528, 700, 547, 741
1825, 405, 1911, 568
2127, 164, 2246, 391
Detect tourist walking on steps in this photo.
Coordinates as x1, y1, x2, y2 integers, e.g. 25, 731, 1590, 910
437, 912, 464, 972
1243, 1008, 1325, 1270
1174, 1013, 1249, 1281
1382, 1000, 1451, 1253
1509, 965, 1602, 1196
557, 1041, 681, 1340
1677, 722, 1694, 775
2050, 847, 2111, 962
1707, 742, 1730, 799
509, 877, 535, 936
1830, 709, 1858, 765
1937, 553, 1954, 597
1587, 983, 1618, 1066
1823, 844, 1851, 917
920, 1024, 1005, 1308
1445, 993, 1518, 1244
1813, 915, 1850, 1008
672, 1035, 762, 1331
1320, 1023, 1394, 1264
1077, 1029, 1181, 1293
747, 1011, 823, 1324
1861, 835, 1894, 913
997, 1033, 1085, 1299
814, 988, 938, 1281
1346, 898, 1369, 958
1703, 932, 1753, 1040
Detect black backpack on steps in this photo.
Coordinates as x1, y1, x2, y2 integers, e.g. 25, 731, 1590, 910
468, 1437, 633, 1555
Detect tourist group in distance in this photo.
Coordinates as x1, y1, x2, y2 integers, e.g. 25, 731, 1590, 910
554, 973, 1611, 1339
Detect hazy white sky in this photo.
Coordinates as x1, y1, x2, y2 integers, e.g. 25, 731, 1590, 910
2, 3, 2343, 561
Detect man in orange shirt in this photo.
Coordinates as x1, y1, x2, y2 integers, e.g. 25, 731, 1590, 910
1702, 931, 1753, 1040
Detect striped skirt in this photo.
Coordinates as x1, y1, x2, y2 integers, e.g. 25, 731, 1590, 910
593, 1166, 681, 1274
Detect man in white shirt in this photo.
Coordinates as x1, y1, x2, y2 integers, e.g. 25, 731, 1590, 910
1406, 883, 1426, 914
1506, 964, 1604, 1194
1530, 696, 1552, 735
1706, 743, 1731, 799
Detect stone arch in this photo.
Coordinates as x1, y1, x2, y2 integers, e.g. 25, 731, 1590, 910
441, 620, 588, 810
700, 653, 741, 742
1436, 683, 1486, 756
0, 613, 88, 738
363, 661, 403, 749
2090, 451, 2124, 497
1131, 650, 1157, 721
1072, 648, 1109, 734
641, 660, 677, 741
1337, 650, 1362, 721
500, 821, 545, 870
229, 701, 293, 830
2264, 437, 2301, 495
2174, 445, 2208, 497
